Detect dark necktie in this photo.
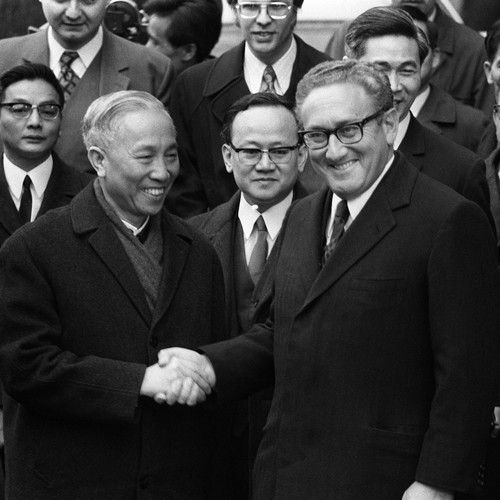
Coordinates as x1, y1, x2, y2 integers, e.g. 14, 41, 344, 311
19, 175, 33, 224
322, 199, 349, 266
260, 65, 277, 93
59, 51, 80, 101
248, 215, 268, 284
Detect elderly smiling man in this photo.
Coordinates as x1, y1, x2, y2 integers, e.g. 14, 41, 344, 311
0, 90, 227, 499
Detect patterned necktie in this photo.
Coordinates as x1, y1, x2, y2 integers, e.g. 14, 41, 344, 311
19, 175, 33, 224
322, 199, 349, 267
59, 51, 80, 101
260, 65, 277, 93
248, 215, 268, 284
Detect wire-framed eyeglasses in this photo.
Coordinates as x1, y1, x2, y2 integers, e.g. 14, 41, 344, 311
0, 102, 62, 121
299, 108, 387, 150
236, 2, 293, 20
229, 143, 300, 165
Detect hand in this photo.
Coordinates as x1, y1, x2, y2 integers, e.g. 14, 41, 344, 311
154, 348, 216, 406
402, 482, 453, 500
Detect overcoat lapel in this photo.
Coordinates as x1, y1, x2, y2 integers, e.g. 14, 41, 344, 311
0, 159, 21, 236
399, 115, 426, 169
99, 29, 131, 94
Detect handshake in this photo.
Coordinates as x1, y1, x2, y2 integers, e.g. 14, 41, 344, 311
140, 348, 216, 406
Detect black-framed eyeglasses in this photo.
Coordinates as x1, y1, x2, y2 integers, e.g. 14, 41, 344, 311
299, 108, 387, 150
236, 2, 293, 20
229, 143, 300, 165
0, 102, 62, 120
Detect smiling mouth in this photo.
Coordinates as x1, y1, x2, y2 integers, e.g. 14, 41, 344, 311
143, 187, 166, 197
331, 160, 357, 171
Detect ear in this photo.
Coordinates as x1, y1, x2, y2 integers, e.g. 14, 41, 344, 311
179, 43, 197, 63
381, 107, 399, 146
87, 146, 106, 177
296, 144, 308, 173
484, 61, 493, 84
430, 48, 441, 73
222, 144, 233, 174
232, 5, 240, 28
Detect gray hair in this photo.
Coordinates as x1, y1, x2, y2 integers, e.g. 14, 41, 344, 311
295, 60, 394, 125
82, 90, 171, 150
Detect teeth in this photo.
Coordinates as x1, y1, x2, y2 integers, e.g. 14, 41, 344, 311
334, 160, 356, 170
144, 188, 165, 196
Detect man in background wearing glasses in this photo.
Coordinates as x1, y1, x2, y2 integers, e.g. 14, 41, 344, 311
0, 61, 89, 500
156, 59, 500, 499
167, 0, 328, 218
190, 92, 308, 497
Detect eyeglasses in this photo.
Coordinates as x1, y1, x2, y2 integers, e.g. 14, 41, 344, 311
229, 143, 300, 165
299, 108, 387, 150
0, 102, 62, 120
236, 2, 293, 20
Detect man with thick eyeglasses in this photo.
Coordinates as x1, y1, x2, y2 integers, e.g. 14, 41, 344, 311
167, 0, 329, 218
189, 92, 307, 497
0, 61, 90, 500
153, 60, 500, 499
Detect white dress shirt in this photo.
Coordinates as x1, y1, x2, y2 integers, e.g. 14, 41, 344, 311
238, 191, 293, 264
243, 37, 297, 95
393, 112, 411, 150
48, 26, 103, 79
410, 86, 431, 118
326, 155, 394, 244
3, 153, 53, 222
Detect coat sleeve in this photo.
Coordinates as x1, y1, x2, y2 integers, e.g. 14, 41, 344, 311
415, 199, 500, 492
0, 233, 147, 425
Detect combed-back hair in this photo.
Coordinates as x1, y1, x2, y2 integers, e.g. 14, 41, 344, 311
0, 61, 64, 106
485, 20, 500, 62
345, 7, 429, 64
226, 0, 303, 7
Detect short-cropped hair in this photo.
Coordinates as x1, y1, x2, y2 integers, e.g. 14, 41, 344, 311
221, 92, 298, 144
345, 7, 429, 64
295, 60, 394, 125
0, 61, 64, 106
143, 0, 222, 62
485, 20, 500, 62
82, 90, 171, 150
226, 0, 304, 8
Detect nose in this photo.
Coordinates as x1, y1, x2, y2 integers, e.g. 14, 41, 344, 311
255, 4, 272, 24
387, 70, 402, 93
65, 0, 82, 19
325, 133, 348, 162
255, 151, 275, 171
26, 107, 42, 128
150, 155, 171, 181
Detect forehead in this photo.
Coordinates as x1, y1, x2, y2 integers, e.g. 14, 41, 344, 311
2, 79, 60, 102
113, 108, 175, 143
300, 83, 374, 126
231, 105, 297, 138
361, 35, 420, 64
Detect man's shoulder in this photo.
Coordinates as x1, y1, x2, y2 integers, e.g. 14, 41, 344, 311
295, 35, 331, 66
53, 155, 93, 189
188, 196, 238, 235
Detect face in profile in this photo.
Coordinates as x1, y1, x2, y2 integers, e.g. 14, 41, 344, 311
91, 108, 179, 227
39, 0, 108, 50
484, 45, 500, 103
235, 0, 297, 65
146, 14, 185, 72
0, 78, 62, 169
299, 82, 398, 200
222, 104, 306, 211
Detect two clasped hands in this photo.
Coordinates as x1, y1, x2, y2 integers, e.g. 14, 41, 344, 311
140, 348, 215, 406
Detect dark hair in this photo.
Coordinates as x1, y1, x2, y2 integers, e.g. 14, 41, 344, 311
0, 61, 64, 106
485, 20, 500, 62
143, 0, 222, 62
226, 0, 303, 7
345, 7, 429, 64
295, 60, 394, 126
221, 92, 297, 144
400, 5, 438, 50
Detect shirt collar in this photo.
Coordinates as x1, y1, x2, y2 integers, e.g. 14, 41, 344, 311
243, 37, 297, 94
410, 86, 431, 118
394, 112, 411, 149
122, 216, 150, 236
238, 190, 293, 241
47, 25, 103, 73
428, 7, 437, 21
3, 153, 53, 199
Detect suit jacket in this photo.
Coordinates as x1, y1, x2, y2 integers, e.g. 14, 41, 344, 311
324, 6, 493, 113
478, 122, 498, 160
417, 84, 489, 153
486, 147, 500, 253
0, 28, 175, 173
399, 114, 495, 232
0, 154, 90, 248
203, 152, 500, 498
0, 183, 227, 499
167, 36, 329, 217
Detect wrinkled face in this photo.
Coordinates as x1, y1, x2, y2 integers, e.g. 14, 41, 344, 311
299, 83, 398, 200
222, 105, 306, 211
0, 79, 62, 170
391, 0, 436, 16
92, 109, 179, 227
146, 14, 185, 72
358, 35, 421, 121
39, 0, 108, 50
484, 45, 500, 103
234, 0, 297, 65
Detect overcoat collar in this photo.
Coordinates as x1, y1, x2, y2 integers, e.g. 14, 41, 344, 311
399, 114, 427, 166
417, 85, 457, 132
